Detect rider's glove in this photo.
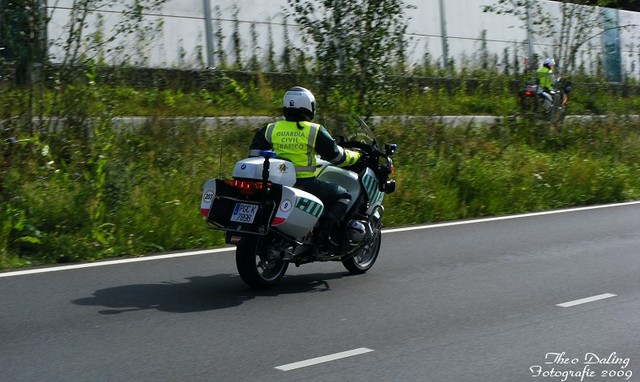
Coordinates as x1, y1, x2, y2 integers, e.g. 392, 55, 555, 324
340, 148, 361, 167
353, 148, 369, 163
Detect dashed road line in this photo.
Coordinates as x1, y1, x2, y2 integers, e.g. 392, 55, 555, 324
557, 293, 617, 307
275, 347, 374, 371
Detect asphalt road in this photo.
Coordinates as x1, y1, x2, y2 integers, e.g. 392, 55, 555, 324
1, 202, 639, 382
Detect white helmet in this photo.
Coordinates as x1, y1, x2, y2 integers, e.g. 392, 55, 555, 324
543, 58, 555, 67
282, 86, 316, 121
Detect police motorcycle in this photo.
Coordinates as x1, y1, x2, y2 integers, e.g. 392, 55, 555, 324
519, 77, 572, 124
200, 117, 396, 289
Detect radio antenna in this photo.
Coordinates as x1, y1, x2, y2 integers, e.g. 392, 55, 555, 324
218, 147, 223, 178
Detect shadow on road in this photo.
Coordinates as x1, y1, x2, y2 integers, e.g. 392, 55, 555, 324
72, 271, 350, 314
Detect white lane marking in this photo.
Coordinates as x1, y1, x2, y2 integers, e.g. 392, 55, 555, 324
383, 201, 640, 234
0, 248, 235, 278
2, 201, 639, 278
557, 293, 617, 307
275, 347, 374, 371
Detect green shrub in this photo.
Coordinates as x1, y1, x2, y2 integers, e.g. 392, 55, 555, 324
375, 118, 640, 227
1, 76, 640, 269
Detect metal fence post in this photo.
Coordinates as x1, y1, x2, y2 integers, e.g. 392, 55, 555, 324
203, 0, 214, 68
438, 0, 449, 72
526, 0, 535, 70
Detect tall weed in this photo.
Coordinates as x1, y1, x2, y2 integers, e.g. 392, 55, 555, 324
376, 118, 640, 227
1, 78, 640, 268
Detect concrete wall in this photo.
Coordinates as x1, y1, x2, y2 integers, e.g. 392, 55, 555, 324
45, 0, 640, 79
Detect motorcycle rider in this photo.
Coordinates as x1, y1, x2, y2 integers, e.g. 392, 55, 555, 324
537, 58, 556, 113
249, 86, 362, 249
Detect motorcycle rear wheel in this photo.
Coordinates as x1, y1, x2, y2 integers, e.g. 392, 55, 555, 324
236, 237, 288, 289
519, 94, 539, 113
342, 231, 381, 274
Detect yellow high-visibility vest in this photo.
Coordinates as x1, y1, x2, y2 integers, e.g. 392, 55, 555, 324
537, 67, 553, 89
265, 120, 319, 178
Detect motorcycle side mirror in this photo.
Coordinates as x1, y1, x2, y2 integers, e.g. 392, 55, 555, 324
378, 179, 396, 193
563, 81, 572, 93
385, 143, 397, 156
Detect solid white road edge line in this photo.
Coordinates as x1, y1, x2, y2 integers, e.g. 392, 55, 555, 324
0, 247, 235, 278
557, 293, 617, 308
382, 200, 640, 234
2, 201, 639, 278
275, 347, 374, 371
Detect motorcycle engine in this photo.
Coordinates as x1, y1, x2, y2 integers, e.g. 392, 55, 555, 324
346, 219, 369, 243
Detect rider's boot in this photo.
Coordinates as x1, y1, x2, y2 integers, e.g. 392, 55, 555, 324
314, 218, 339, 251
314, 202, 347, 252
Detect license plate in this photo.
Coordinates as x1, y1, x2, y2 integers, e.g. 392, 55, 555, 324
230, 203, 259, 223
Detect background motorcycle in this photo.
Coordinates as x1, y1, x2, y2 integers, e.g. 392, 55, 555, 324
519, 78, 571, 124
200, 117, 396, 289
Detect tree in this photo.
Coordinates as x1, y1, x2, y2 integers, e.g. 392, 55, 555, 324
572, 0, 640, 12
1, 0, 167, 135
286, 0, 412, 117
0, 0, 46, 85
483, 0, 638, 77
51, 0, 167, 71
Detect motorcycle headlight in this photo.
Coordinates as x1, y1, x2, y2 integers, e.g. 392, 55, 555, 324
381, 180, 396, 193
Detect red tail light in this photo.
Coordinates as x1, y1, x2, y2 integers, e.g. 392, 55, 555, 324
271, 217, 286, 225
224, 179, 271, 195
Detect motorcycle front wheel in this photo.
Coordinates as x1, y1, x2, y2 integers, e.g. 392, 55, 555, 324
236, 237, 288, 289
550, 106, 566, 125
342, 231, 381, 274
